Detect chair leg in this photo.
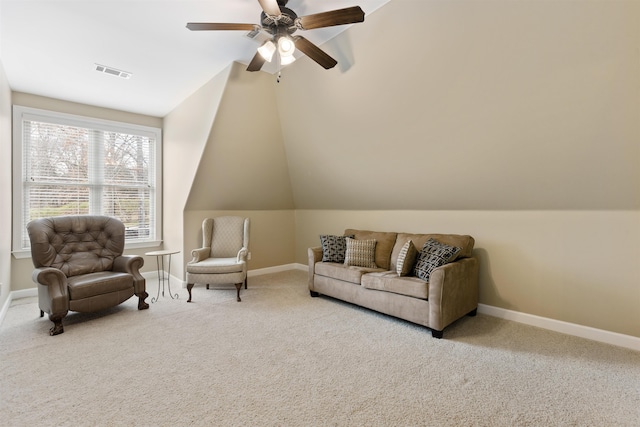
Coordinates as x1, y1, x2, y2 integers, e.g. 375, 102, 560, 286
235, 283, 242, 302
187, 283, 194, 303
40, 310, 44, 317
137, 291, 149, 310
206, 284, 209, 290
49, 314, 65, 336
244, 277, 247, 289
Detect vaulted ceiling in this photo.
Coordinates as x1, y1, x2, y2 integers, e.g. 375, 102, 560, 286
0, 0, 389, 117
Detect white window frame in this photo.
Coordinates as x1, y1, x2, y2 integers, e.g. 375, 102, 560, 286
12, 106, 162, 258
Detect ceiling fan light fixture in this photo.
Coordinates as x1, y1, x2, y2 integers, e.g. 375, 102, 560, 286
277, 36, 296, 57
257, 40, 276, 62
280, 54, 296, 65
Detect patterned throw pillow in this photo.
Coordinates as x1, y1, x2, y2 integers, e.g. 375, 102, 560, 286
344, 238, 377, 268
320, 235, 353, 263
413, 238, 461, 281
396, 240, 418, 276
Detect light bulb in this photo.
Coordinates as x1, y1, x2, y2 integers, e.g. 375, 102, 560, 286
257, 40, 276, 62
277, 37, 295, 57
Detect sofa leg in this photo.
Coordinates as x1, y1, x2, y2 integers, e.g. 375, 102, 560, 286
244, 277, 247, 289
137, 292, 149, 310
49, 314, 65, 336
187, 283, 194, 302
40, 310, 44, 318
206, 284, 209, 290
467, 308, 478, 317
235, 283, 242, 302
431, 329, 443, 339
310, 291, 319, 297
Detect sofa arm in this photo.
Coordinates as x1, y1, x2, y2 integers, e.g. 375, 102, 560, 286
308, 246, 323, 289
32, 267, 69, 316
428, 257, 479, 332
113, 255, 146, 294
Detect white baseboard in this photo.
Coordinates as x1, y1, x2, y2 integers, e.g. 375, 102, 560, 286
478, 304, 640, 352
3, 266, 638, 352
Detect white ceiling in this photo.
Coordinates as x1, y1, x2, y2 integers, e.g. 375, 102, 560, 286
0, 0, 389, 117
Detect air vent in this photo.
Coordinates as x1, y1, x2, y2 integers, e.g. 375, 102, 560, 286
95, 64, 132, 79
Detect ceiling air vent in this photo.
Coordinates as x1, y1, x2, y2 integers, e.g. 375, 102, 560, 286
95, 64, 132, 79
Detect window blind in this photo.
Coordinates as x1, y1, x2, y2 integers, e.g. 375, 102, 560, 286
15, 107, 160, 251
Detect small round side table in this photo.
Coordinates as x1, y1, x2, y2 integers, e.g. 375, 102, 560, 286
145, 250, 180, 303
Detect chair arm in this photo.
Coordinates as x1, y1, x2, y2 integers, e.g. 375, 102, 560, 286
113, 255, 146, 294
308, 247, 323, 289
237, 247, 248, 262
428, 257, 479, 332
32, 267, 69, 315
190, 247, 210, 263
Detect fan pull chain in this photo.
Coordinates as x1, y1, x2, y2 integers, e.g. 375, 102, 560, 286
277, 71, 282, 83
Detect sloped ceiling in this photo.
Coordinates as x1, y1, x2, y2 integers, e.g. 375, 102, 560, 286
185, 62, 294, 210
273, 0, 640, 210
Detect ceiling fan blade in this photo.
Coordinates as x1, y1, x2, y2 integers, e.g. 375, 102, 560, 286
186, 23, 256, 31
294, 36, 338, 70
297, 6, 365, 30
257, 0, 282, 18
247, 51, 267, 72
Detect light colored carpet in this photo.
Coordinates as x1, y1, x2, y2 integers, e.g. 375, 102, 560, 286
1, 270, 639, 427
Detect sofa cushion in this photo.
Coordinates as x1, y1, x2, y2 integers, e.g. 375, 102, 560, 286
320, 235, 353, 263
413, 238, 461, 281
361, 272, 429, 300
396, 240, 418, 276
344, 238, 377, 268
315, 262, 383, 285
344, 229, 398, 270
390, 233, 474, 273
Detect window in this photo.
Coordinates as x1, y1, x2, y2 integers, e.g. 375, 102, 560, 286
13, 106, 162, 254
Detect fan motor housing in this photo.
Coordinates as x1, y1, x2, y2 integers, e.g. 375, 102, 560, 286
261, 7, 298, 35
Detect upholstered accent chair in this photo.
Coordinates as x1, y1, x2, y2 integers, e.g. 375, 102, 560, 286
27, 215, 149, 336
186, 216, 250, 303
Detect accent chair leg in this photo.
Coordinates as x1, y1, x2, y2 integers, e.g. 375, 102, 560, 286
431, 329, 443, 339
235, 283, 242, 302
137, 291, 149, 310
49, 314, 65, 336
187, 283, 194, 303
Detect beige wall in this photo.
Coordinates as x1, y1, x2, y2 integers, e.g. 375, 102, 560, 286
9, 93, 163, 291
295, 210, 640, 337
0, 59, 12, 309
166, 62, 295, 280
277, 1, 640, 338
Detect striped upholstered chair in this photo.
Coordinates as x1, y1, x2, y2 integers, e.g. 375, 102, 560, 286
186, 216, 250, 303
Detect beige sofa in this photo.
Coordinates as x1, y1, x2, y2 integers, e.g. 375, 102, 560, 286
308, 229, 479, 338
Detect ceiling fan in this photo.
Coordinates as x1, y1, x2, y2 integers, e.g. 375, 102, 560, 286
187, 0, 365, 73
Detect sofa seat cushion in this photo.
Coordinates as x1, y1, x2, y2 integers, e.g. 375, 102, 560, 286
187, 257, 243, 274
68, 271, 133, 300
315, 262, 384, 285
361, 272, 429, 300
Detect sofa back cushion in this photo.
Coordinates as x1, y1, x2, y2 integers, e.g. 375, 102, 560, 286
390, 233, 475, 273
27, 215, 125, 277
344, 229, 398, 270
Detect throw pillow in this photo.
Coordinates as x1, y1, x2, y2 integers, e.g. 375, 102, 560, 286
413, 238, 461, 281
396, 240, 418, 276
320, 235, 353, 263
344, 238, 377, 268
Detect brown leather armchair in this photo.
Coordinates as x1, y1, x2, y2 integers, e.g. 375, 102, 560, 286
27, 215, 149, 335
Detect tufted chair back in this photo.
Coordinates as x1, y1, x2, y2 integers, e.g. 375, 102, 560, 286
27, 215, 125, 277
